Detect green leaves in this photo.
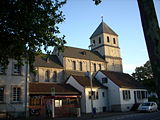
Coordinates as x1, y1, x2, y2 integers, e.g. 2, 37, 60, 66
93, 0, 102, 5
0, 0, 66, 70
132, 61, 156, 92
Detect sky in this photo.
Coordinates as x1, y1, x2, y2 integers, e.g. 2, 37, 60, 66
58, 0, 160, 74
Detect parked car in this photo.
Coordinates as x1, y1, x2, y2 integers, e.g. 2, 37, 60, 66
138, 102, 158, 112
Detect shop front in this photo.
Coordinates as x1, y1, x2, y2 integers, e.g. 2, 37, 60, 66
29, 82, 81, 118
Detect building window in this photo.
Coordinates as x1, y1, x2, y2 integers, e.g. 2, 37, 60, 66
52, 71, 57, 82
89, 91, 97, 100
96, 91, 99, 99
55, 100, 62, 107
93, 63, 96, 72
102, 92, 105, 97
122, 90, 131, 100
12, 87, 21, 102
99, 64, 101, 70
107, 36, 110, 42
99, 37, 101, 44
113, 38, 116, 44
102, 78, 108, 83
141, 91, 148, 99
72, 61, 76, 70
137, 91, 148, 99
93, 40, 95, 44
79, 62, 82, 71
30, 96, 41, 106
45, 70, 50, 82
0, 87, 4, 102
12, 63, 21, 75
0, 64, 6, 75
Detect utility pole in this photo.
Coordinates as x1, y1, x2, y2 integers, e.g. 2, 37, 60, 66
88, 44, 94, 117
137, 0, 160, 100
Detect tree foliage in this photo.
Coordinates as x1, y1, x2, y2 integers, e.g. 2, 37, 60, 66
93, 0, 102, 5
132, 61, 156, 92
0, 0, 66, 70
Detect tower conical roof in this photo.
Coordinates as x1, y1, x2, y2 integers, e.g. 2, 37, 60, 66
90, 22, 118, 39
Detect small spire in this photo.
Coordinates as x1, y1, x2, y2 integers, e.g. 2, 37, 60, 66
101, 15, 103, 22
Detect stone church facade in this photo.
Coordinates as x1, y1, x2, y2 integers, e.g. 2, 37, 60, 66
32, 21, 123, 83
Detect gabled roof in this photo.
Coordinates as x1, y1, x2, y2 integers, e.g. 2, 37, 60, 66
90, 22, 118, 39
35, 55, 63, 69
71, 75, 106, 88
101, 71, 145, 89
63, 46, 105, 62
29, 82, 80, 95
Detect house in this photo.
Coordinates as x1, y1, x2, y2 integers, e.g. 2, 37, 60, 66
95, 70, 148, 111
29, 82, 81, 117
0, 59, 29, 117
66, 75, 108, 113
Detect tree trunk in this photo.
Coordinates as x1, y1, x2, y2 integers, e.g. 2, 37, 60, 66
137, 0, 160, 100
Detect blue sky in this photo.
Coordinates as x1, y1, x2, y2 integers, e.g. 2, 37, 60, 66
58, 0, 160, 74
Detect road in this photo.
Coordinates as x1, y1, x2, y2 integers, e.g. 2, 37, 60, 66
91, 111, 160, 120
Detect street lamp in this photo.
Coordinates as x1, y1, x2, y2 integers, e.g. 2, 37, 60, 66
88, 44, 94, 117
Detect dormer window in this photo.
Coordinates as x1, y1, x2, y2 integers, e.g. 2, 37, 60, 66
102, 78, 108, 83
113, 38, 116, 44
99, 37, 101, 44
81, 51, 86, 55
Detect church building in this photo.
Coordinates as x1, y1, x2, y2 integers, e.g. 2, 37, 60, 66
0, 21, 147, 118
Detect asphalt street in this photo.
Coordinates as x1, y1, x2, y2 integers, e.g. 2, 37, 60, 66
92, 111, 160, 120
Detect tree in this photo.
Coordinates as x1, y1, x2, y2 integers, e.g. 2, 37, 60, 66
0, 0, 66, 70
137, 0, 160, 100
132, 61, 156, 92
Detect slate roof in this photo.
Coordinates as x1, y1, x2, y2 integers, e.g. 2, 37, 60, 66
90, 22, 118, 39
63, 46, 105, 62
71, 75, 106, 88
101, 71, 145, 89
35, 55, 63, 68
29, 82, 81, 95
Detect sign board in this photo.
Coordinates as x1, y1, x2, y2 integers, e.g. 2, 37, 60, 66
51, 87, 55, 96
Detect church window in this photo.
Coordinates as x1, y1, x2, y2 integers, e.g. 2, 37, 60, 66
72, 61, 76, 70
113, 38, 116, 44
99, 37, 101, 44
52, 71, 57, 82
93, 63, 96, 72
107, 36, 110, 42
79, 62, 82, 71
45, 70, 50, 82
99, 64, 101, 70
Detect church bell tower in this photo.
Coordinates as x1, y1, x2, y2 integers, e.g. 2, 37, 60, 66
90, 21, 123, 72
